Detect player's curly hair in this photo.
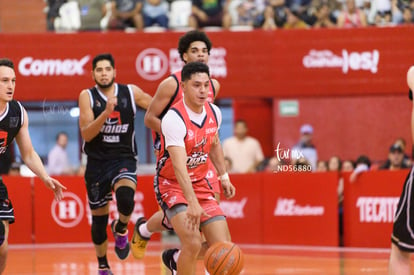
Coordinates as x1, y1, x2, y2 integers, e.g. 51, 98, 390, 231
178, 30, 212, 62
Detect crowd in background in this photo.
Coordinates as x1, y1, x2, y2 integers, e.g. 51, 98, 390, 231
45, 0, 414, 32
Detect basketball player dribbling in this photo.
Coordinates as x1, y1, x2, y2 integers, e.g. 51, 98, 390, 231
131, 30, 223, 261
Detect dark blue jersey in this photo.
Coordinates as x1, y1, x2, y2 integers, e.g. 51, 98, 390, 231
83, 84, 137, 161
0, 100, 23, 156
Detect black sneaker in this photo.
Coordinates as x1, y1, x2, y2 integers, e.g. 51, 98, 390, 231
111, 220, 130, 260
162, 248, 178, 275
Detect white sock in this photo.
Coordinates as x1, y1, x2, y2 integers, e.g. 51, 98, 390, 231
205, 270, 210, 275
138, 223, 153, 239
173, 250, 180, 262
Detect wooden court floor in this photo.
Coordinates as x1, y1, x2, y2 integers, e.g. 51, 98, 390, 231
4, 241, 400, 275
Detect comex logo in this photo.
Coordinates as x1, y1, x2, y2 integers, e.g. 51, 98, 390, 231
18, 56, 90, 76
135, 48, 168, 81
51, 192, 84, 228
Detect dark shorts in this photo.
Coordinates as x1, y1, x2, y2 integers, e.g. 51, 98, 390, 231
391, 166, 414, 251
0, 178, 15, 224
85, 158, 137, 210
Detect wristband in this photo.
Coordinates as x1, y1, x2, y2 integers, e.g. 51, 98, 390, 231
219, 172, 229, 181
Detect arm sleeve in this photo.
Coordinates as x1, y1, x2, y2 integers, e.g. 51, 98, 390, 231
161, 110, 187, 148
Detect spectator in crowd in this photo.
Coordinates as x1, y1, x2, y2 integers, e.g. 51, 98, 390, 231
380, 143, 410, 170
265, 0, 288, 27
291, 123, 318, 171
108, 0, 143, 30
46, 0, 67, 31
142, 0, 169, 29
47, 132, 74, 176
188, 0, 233, 30
263, 156, 283, 172
372, 0, 392, 25
328, 155, 342, 172
349, 154, 371, 182
78, 0, 108, 30
336, 0, 368, 27
223, 119, 265, 173
316, 160, 328, 172
283, 8, 310, 28
342, 159, 355, 172
393, 137, 412, 166
312, 2, 336, 27
262, 4, 278, 29
8, 162, 21, 176
401, 5, 414, 24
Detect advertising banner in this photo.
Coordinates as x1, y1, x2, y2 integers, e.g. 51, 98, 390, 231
342, 170, 408, 248
262, 172, 339, 246
0, 27, 412, 101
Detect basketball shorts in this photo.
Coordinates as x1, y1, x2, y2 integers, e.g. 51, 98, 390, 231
154, 175, 224, 230
0, 177, 15, 224
84, 158, 137, 210
391, 166, 414, 251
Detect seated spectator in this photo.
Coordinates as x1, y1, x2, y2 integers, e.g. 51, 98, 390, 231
336, 0, 368, 27
342, 159, 355, 172
328, 155, 342, 172
142, 0, 169, 29
372, 0, 392, 25
293, 157, 312, 172
46, 0, 68, 31
265, 0, 288, 27
312, 2, 336, 27
316, 160, 328, 172
108, 0, 143, 31
264, 156, 283, 172
262, 5, 278, 29
78, 0, 108, 31
350, 154, 371, 182
401, 5, 414, 24
380, 143, 410, 170
188, 0, 232, 30
236, 0, 258, 26
283, 8, 310, 28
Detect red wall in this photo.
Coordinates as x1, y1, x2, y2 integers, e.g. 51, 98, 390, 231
273, 95, 412, 162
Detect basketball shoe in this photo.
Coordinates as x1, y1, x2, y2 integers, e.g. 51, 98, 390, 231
111, 220, 130, 260
162, 248, 178, 275
131, 217, 150, 259
98, 268, 113, 275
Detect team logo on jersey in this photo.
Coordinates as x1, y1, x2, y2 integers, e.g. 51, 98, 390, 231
95, 100, 101, 108
209, 117, 215, 124
9, 117, 19, 128
0, 131, 8, 154
187, 137, 208, 169
106, 111, 122, 125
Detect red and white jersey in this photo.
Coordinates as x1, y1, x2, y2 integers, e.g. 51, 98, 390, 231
157, 99, 221, 182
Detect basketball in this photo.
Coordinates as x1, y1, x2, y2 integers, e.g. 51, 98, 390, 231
204, 241, 244, 275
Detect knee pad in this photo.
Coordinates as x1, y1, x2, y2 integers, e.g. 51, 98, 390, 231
116, 186, 135, 216
0, 221, 5, 246
91, 215, 108, 245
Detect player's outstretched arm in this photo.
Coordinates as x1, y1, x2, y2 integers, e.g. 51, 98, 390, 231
144, 77, 177, 134
15, 109, 66, 201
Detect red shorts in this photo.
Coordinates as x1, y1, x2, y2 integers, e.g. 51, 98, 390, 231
155, 175, 224, 224
206, 160, 220, 194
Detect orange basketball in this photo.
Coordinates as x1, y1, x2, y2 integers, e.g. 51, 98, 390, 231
204, 241, 244, 275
